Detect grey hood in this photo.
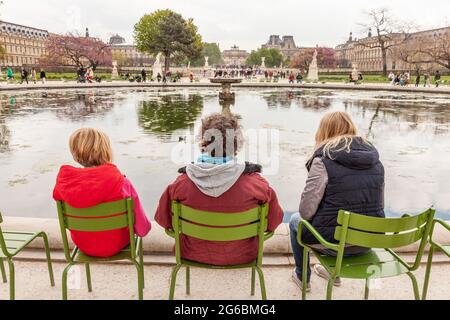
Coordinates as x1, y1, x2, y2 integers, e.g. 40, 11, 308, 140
186, 162, 246, 197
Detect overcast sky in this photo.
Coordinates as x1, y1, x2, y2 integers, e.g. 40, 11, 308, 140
1, 0, 449, 51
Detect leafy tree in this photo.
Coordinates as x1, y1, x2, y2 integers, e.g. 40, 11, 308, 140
139, 95, 203, 134
134, 9, 203, 73
190, 42, 223, 67
290, 47, 337, 70
112, 51, 131, 67
246, 48, 284, 68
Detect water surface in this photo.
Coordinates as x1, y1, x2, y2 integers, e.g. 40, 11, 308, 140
0, 88, 449, 220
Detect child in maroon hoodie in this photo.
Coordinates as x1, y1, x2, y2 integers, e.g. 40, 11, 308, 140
53, 128, 151, 257
155, 113, 283, 266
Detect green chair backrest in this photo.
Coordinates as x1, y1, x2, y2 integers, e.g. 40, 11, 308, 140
171, 201, 269, 265
334, 209, 435, 271
0, 212, 10, 257
56, 199, 135, 262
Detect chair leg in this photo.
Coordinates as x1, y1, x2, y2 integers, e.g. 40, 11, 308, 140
326, 277, 335, 300
139, 239, 145, 289
255, 266, 267, 300
40, 232, 55, 287
133, 261, 144, 300
7, 258, 14, 300
251, 267, 256, 296
302, 247, 309, 300
364, 278, 370, 300
186, 266, 191, 295
62, 263, 75, 300
85, 263, 92, 292
169, 264, 182, 300
0, 258, 7, 283
407, 272, 420, 300
422, 246, 434, 300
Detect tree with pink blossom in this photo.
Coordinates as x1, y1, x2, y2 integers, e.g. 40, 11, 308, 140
40, 34, 112, 71
290, 47, 337, 71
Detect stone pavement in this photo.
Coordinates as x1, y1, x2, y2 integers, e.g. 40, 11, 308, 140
2, 258, 449, 300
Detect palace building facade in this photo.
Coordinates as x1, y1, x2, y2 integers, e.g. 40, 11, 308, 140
108, 34, 153, 68
0, 21, 49, 67
335, 26, 450, 72
261, 35, 301, 59
222, 45, 249, 66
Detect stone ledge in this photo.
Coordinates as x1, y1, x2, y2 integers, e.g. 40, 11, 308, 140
0, 81, 449, 95
2, 217, 449, 255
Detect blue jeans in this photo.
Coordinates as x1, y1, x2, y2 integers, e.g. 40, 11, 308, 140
289, 213, 315, 283
289, 213, 367, 283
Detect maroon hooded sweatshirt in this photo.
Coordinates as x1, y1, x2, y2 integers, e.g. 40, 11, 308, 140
155, 161, 283, 266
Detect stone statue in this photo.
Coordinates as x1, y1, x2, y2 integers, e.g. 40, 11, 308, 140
111, 61, 119, 79
261, 57, 266, 69
204, 56, 209, 68
307, 50, 319, 81
152, 53, 163, 79
351, 64, 359, 82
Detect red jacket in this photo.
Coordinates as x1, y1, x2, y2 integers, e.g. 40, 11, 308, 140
155, 172, 283, 266
53, 163, 151, 257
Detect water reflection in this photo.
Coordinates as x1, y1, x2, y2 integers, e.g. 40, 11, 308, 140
0, 91, 118, 121
0, 88, 449, 220
138, 94, 203, 135
262, 90, 332, 110
342, 98, 450, 138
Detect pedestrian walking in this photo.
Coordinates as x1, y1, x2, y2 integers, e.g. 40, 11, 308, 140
424, 72, 431, 87
20, 67, 29, 84
40, 68, 46, 84
415, 73, 421, 87
6, 67, 14, 83
31, 67, 37, 84
434, 70, 441, 87
141, 69, 147, 83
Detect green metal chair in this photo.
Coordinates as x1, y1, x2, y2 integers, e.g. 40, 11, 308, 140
0, 212, 55, 300
56, 199, 144, 300
422, 219, 450, 300
166, 201, 273, 300
297, 208, 435, 300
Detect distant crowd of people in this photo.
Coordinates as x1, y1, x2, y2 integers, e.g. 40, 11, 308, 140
2, 66, 47, 84
213, 66, 306, 84
389, 70, 442, 88
122, 69, 185, 83
1, 65, 446, 89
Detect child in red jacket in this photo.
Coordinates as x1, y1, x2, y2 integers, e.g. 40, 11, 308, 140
53, 128, 151, 257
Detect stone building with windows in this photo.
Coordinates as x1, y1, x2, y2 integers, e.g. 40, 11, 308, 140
335, 27, 450, 72
0, 21, 49, 67
108, 34, 153, 68
261, 35, 300, 59
222, 45, 249, 66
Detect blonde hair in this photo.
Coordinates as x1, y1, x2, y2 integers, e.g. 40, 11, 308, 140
69, 128, 113, 167
314, 111, 367, 158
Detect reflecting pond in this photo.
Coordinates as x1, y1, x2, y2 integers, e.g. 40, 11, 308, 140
0, 87, 449, 221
